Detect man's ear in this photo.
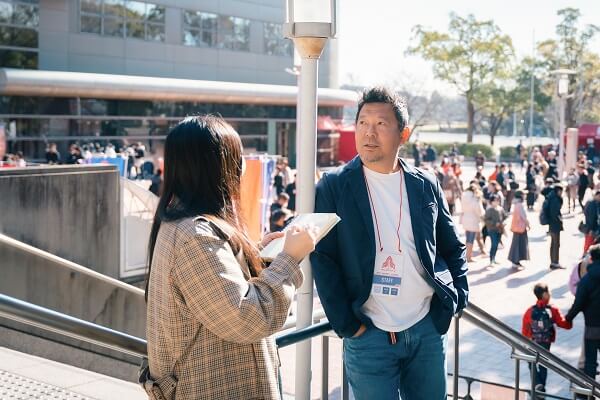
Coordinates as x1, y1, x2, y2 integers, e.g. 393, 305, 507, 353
400, 126, 411, 144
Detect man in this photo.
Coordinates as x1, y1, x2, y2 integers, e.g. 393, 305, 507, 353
566, 244, 600, 381
545, 151, 558, 182
546, 184, 564, 269
270, 192, 289, 213
311, 87, 468, 400
45, 143, 61, 164
583, 191, 600, 252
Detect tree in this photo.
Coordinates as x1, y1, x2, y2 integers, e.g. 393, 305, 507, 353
389, 77, 443, 135
537, 8, 599, 129
406, 13, 514, 142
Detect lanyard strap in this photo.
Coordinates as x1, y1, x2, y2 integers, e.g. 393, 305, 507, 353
364, 170, 403, 253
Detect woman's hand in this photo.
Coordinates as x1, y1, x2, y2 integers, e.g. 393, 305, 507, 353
259, 231, 285, 250
282, 225, 318, 262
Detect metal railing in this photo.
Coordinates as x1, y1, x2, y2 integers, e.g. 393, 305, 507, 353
1, 291, 599, 400
0, 233, 322, 331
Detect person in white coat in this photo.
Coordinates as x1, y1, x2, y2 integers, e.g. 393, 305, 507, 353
461, 182, 485, 262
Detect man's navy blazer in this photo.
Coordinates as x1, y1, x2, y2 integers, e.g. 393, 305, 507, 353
310, 156, 469, 337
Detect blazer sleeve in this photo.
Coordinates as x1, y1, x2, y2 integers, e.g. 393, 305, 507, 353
310, 174, 363, 338
172, 233, 303, 344
434, 178, 469, 311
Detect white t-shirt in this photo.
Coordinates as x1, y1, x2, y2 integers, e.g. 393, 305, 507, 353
360, 166, 434, 332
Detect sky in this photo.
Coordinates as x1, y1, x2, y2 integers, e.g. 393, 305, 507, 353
336, 0, 600, 96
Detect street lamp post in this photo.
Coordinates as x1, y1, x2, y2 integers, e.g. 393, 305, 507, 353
283, 2, 337, 399
551, 69, 576, 178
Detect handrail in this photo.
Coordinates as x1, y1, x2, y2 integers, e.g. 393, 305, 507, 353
0, 233, 145, 297
276, 321, 332, 348
0, 233, 322, 331
0, 293, 147, 357
462, 303, 600, 397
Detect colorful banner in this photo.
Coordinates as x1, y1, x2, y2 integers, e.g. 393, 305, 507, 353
89, 157, 128, 177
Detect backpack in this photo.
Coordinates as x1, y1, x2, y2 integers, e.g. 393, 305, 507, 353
539, 197, 550, 225
530, 305, 554, 343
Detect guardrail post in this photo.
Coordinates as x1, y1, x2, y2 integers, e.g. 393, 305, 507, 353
342, 362, 349, 400
321, 335, 329, 400
453, 315, 460, 400
530, 359, 536, 400
514, 353, 520, 400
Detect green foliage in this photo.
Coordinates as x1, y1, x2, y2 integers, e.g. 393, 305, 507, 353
499, 146, 517, 160
406, 13, 515, 142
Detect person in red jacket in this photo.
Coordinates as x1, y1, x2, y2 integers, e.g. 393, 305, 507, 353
522, 282, 573, 394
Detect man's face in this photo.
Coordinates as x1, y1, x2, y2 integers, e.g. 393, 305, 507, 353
355, 103, 404, 168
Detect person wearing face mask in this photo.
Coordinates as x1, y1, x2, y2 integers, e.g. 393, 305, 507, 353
311, 87, 468, 400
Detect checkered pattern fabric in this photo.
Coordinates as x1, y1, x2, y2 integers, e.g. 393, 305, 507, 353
146, 217, 303, 400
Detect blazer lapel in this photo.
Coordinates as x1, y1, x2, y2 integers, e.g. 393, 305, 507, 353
345, 157, 376, 249
400, 159, 425, 250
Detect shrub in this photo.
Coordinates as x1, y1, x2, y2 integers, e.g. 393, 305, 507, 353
403, 142, 494, 160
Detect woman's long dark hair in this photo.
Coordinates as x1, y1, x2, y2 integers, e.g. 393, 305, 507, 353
145, 115, 262, 300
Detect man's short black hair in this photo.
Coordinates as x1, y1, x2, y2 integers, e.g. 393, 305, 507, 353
589, 244, 600, 262
355, 87, 409, 132
533, 282, 549, 300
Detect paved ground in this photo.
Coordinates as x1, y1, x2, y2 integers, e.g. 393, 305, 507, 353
279, 162, 593, 399
0, 346, 146, 399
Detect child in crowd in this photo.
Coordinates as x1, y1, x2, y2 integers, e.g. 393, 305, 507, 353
522, 283, 573, 394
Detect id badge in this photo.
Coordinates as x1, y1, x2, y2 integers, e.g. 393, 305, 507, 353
372, 251, 404, 297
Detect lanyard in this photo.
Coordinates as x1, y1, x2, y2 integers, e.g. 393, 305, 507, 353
364, 169, 403, 253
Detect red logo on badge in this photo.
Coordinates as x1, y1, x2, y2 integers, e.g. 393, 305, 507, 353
381, 256, 396, 271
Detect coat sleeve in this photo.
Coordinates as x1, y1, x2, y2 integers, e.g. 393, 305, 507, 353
172, 233, 303, 344
433, 178, 469, 311
310, 174, 363, 338
522, 307, 532, 339
550, 305, 573, 329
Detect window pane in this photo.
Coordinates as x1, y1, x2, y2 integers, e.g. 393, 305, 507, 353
103, 0, 124, 17
146, 4, 164, 23
81, 0, 101, 14
217, 16, 233, 49
232, 18, 250, 51
103, 17, 124, 36
201, 29, 214, 47
183, 10, 199, 28
146, 23, 164, 42
201, 13, 217, 31
0, 26, 38, 47
0, 49, 38, 69
124, 1, 145, 20
80, 14, 101, 34
0, 1, 13, 24
13, 3, 38, 27
126, 20, 143, 38
182, 28, 200, 46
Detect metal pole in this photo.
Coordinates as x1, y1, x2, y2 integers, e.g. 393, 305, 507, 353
342, 363, 349, 400
294, 55, 320, 400
530, 361, 537, 400
453, 316, 460, 399
321, 335, 329, 400
529, 30, 535, 139
558, 95, 566, 177
514, 357, 520, 400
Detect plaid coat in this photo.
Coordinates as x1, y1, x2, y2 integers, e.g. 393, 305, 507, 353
146, 216, 303, 400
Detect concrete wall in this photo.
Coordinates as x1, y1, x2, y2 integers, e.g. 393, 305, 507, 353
0, 165, 120, 278
37, 0, 334, 87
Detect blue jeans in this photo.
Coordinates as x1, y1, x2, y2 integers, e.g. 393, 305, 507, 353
489, 231, 501, 262
343, 312, 447, 400
529, 342, 550, 386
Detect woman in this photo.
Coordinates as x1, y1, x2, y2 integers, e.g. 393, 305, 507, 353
508, 191, 530, 268
484, 194, 506, 266
144, 116, 316, 400
442, 168, 462, 215
566, 167, 579, 213
461, 182, 485, 262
